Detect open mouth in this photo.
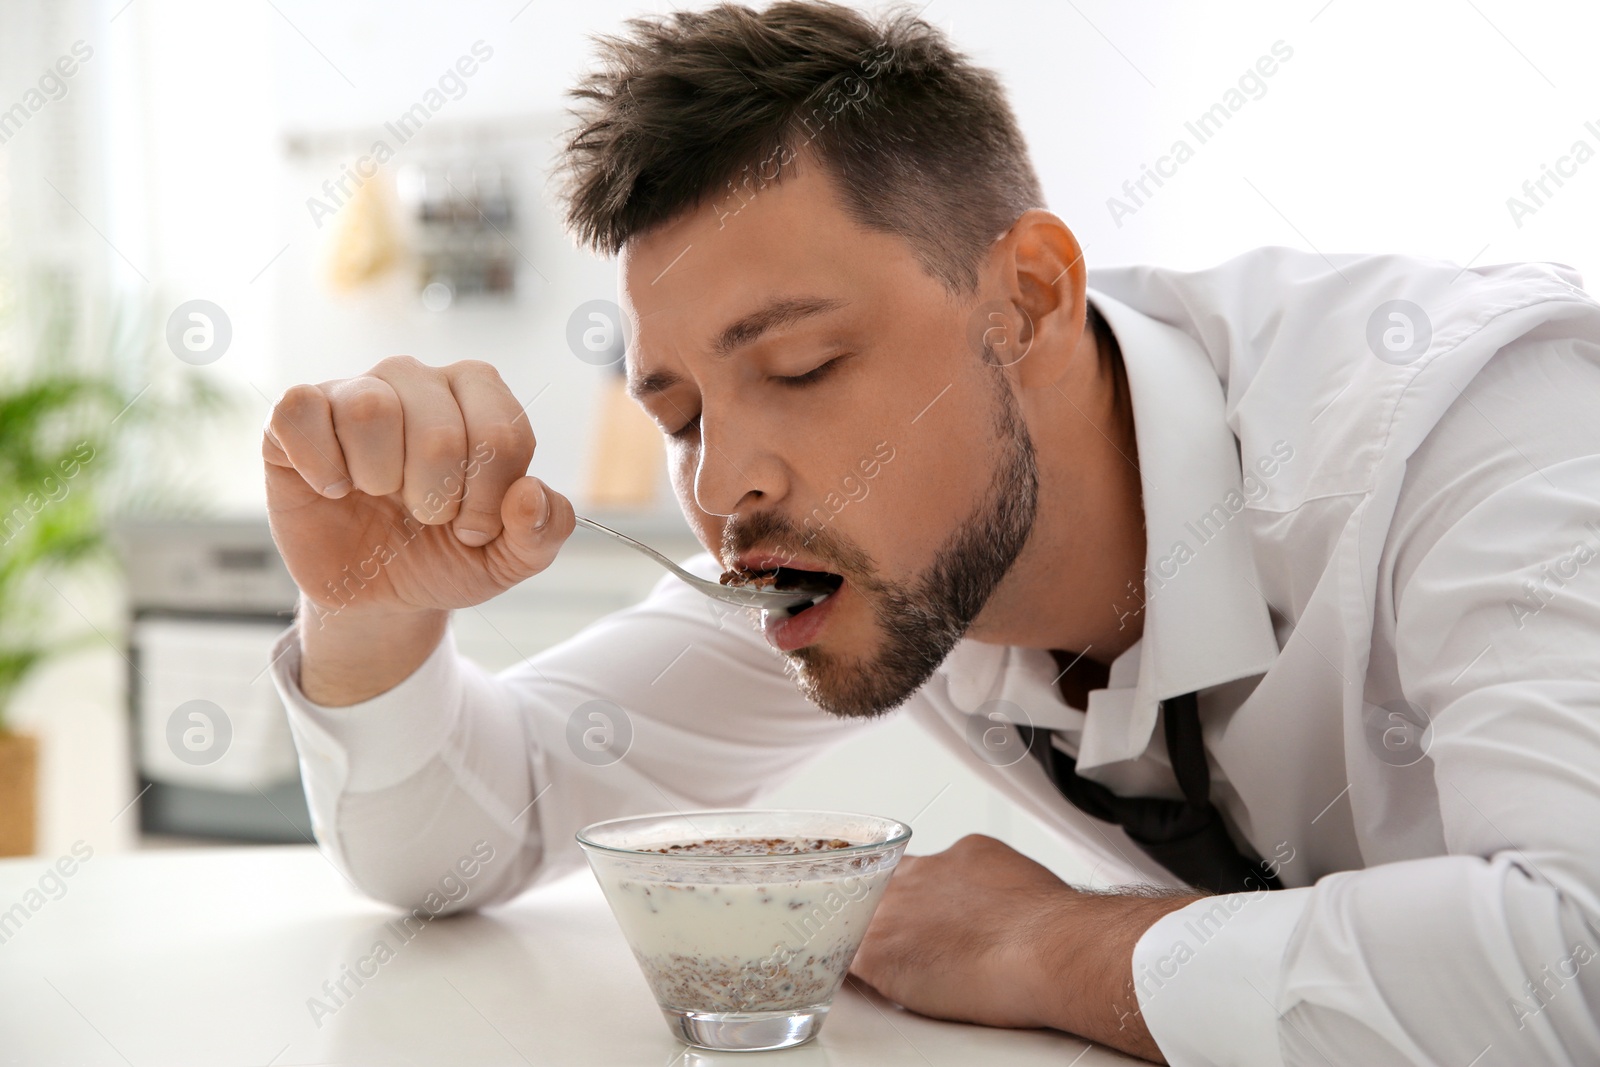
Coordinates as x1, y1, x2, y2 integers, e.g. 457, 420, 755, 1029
720, 566, 846, 616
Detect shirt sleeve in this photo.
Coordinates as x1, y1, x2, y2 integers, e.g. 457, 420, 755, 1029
269, 551, 871, 913
1131, 447, 1600, 1057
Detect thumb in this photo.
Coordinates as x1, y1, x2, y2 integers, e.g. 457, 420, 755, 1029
484, 476, 575, 585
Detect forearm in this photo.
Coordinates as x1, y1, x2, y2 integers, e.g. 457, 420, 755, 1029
272, 621, 549, 910
297, 594, 449, 705
1030, 887, 1206, 1063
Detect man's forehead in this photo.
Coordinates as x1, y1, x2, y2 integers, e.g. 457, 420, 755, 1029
617, 157, 868, 308
617, 251, 719, 364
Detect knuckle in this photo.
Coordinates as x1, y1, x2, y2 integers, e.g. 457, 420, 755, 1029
374, 353, 423, 375
275, 382, 324, 420
338, 383, 398, 426
412, 424, 466, 466
269, 386, 329, 450
453, 358, 500, 380
475, 421, 527, 464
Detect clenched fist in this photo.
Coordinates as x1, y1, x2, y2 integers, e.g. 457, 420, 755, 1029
263, 356, 576, 634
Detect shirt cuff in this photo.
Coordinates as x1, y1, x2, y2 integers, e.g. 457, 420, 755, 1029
1131, 885, 1312, 1067
267, 621, 463, 793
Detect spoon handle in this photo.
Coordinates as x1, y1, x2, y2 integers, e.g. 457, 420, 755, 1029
573, 515, 706, 586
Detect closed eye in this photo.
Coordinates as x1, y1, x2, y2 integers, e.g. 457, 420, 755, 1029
774, 355, 847, 388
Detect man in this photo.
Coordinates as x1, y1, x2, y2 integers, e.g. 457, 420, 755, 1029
263, 3, 1600, 1064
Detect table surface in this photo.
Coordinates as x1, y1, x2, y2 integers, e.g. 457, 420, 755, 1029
0, 846, 1147, 1066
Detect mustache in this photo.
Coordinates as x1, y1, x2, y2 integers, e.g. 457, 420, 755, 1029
720, 509, 875, 581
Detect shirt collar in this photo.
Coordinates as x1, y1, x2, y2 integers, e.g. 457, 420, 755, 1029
1076, 286, 1280, 768
941, 286, 1280, 769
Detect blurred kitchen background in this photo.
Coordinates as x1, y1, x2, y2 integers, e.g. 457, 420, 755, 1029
0, 0, 1596, 882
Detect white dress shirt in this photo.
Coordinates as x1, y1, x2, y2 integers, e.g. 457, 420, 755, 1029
270, 246, 1600, 1066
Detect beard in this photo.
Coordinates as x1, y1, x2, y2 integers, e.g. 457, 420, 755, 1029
724, 364, 1040, 719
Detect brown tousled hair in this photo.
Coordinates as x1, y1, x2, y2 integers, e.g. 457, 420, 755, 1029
556, 1, 1044, 294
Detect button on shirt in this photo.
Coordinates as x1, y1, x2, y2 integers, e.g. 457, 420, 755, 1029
269, 246, 1600, 1066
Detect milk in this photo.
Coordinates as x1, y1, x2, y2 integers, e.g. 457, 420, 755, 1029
593, 854, 894, 1013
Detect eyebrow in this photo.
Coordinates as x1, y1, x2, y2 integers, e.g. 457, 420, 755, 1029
627, 295, 848, 401
713, 295, 846, 357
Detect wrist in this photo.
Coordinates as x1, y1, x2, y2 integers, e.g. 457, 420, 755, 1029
1027, 888, 1202, 1062
296, 595, 448, 706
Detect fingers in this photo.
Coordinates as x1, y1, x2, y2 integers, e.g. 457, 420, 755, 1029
485, 475, 575, 584
268, 357, 545, 558
367, 356, 467, 526
445, 361, 536, 547
325, 376, 403, 496
265, 384, 351, 497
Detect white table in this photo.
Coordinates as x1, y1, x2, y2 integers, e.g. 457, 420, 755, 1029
0, 846, 1147, 1065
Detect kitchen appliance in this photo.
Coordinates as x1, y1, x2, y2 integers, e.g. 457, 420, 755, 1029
117, 519, 311, 842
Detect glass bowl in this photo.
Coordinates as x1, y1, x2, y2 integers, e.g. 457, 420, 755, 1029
577, 809, 912, 1051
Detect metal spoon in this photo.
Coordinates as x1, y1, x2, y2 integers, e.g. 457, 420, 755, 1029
572, 515, 834, 611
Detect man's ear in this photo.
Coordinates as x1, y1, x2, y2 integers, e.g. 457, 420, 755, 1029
980, 209, 1089, 390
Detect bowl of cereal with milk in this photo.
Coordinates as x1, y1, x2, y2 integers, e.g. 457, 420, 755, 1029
576, 809, 911, 1051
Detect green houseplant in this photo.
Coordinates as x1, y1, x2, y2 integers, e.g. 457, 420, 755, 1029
0, 273, 232, 854
0, 374, 119, 854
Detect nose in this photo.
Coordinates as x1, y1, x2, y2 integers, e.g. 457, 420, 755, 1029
692, 405, 787, 518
